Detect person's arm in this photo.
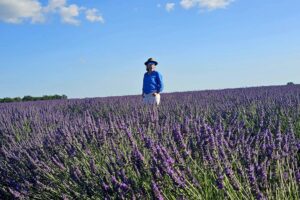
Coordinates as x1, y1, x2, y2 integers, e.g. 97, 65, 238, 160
156, 72, 164, 93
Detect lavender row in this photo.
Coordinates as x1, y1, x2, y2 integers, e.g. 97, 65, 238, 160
0, 85, 300, 199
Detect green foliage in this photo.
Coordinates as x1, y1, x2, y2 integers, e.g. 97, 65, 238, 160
0, 94, 68, 103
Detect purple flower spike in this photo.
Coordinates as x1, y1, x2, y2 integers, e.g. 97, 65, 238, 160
151, 180, 164, 200
296, 170, 300, 183
216, 174, 224, 190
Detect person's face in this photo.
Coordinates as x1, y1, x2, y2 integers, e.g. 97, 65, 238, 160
146, 63, 155, 72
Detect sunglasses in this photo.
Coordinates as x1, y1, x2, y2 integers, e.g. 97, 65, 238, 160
147, 62, 156, 66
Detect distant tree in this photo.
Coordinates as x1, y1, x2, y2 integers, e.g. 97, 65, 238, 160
287, 82, 294, 85
53, 94, 60, 100
0, 94, 67, 103
41, 95, 49, 100
1, 98, 13, 103
13, 97, 22, 102
22, 96, 33, 101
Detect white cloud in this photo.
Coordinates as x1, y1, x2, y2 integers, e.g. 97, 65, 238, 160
0, 0, 44, 23
166, 3, 175, 12
45, 0, 85, 25
44, 0, 66, 12
180, 0, 197, 9
0, 0, 105, 25
86, 8, 104, 23
180, 0, 234, 10
200, 0, 234, 10
60, 4, 80, 25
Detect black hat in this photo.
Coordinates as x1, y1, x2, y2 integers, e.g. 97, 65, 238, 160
144, 58, 158, 66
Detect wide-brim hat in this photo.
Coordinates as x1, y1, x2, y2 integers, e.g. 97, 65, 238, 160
144, 58, 158, 66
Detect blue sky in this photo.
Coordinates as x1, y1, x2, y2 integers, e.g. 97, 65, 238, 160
0, 0, 300, 98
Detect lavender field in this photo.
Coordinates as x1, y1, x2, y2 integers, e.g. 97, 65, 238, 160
1, 85, 300, 199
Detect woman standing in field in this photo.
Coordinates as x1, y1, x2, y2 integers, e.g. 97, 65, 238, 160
142, 58, 164, 105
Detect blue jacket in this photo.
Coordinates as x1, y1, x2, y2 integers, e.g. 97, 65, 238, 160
142, 71, 164, 94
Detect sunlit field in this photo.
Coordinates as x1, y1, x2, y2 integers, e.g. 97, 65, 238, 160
1, 85, 300, 199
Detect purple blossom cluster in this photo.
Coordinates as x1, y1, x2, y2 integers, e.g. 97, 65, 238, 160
0, 85, 300, 199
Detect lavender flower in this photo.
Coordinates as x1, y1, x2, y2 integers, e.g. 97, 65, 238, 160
216, 174, 224, 190
151, 180, 164, 200
131, 146, 145, 172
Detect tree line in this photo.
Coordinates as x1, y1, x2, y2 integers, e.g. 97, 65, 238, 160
0, 95, 67, 103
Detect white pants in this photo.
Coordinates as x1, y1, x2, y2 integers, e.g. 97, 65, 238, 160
143, 93, 160, 105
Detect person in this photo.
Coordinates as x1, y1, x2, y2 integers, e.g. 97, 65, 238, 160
142, 58, 164, 105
